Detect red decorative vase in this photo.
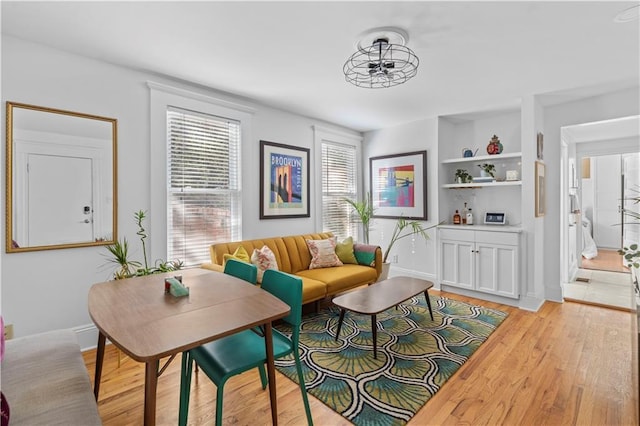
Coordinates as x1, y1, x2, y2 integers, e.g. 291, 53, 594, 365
487, 135, 503, 155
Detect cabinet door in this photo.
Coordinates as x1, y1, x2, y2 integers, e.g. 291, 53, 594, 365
440, 239, 474, 290
476, 242, 519, 298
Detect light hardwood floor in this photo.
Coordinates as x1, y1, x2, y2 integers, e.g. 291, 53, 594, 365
82, 290, 639, 425
581, 248, 630, 274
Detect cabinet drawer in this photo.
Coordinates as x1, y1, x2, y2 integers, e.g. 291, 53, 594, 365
439, 228, 474, 242
475, 230, 519, 246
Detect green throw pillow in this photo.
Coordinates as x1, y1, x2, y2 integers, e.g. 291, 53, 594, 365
335, 237, 358, 264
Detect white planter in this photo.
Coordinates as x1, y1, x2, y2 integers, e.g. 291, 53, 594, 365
378, 262, 391, 282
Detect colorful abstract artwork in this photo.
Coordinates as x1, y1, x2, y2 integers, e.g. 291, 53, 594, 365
370, 151, 427, 220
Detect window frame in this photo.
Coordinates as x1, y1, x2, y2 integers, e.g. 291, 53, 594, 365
313, 125, 363, 239
149, 82, 254, 266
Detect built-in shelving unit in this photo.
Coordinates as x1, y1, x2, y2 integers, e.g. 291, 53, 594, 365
436, 106, 526, 305
441, 152, 522, 164
442, 180, 522, 189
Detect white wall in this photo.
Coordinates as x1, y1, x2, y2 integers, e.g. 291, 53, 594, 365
1, 36, 359, 348
543, 89, 640, 301
363, 118, 440, 281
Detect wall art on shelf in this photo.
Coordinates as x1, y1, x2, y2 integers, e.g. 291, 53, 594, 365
370, 150, 427, 220
537, 132, 544, 160
259, 140, 310, 219
535, 160, 546, 217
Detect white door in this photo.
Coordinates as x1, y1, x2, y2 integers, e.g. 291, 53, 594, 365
27, 154, 94, 246
593, 155, 622, 249
623, 152, 640, 248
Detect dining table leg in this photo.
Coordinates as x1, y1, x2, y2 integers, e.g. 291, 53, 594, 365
144, 359, 160, 426
93, 331, 106, 400
264, 322, 279, 425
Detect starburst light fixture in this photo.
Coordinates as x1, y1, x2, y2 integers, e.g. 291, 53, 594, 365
343, 28, 419, 89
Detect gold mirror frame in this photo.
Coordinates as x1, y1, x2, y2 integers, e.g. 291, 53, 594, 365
6, 102, 118, 252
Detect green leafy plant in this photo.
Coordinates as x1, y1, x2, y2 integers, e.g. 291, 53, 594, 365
619, 243, 639, 269
345, 192, 375, 244
382, 217, 441, 263
104, 210, 182, 279
478, 163, 496, 178
618, 186, 640, 269
455, 169, 472, 183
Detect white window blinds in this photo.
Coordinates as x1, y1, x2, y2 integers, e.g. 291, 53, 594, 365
167, 107, 241, 267
321, 141, 358, 241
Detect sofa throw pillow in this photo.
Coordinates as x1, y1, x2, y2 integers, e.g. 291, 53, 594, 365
335, 237, 358, 264
354, 243, 377, 267
306, 238, 343, 269
223, 245, 250, 266
251, 245, 279, 282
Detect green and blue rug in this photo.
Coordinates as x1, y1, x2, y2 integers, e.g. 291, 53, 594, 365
275, 295, 507, 425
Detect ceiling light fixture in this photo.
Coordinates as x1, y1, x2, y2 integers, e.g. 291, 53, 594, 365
343, 27, 419, 89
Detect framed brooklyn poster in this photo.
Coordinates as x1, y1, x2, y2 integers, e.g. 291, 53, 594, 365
370, 150, 427, 220
259, 140, 310, 219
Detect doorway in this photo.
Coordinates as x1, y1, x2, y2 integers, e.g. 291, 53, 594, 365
561, 116, 640, 311
580, 153, 639, 273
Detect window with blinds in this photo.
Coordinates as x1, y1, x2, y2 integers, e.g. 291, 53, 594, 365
321, 141, 358, 241
167, 107, 241, 267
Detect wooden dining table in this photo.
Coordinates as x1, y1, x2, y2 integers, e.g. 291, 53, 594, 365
88, 268, 290, 426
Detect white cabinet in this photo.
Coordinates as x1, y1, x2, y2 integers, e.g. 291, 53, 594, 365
439, 227, 520, 299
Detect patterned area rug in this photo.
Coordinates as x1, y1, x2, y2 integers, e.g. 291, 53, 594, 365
275, 295, 507, 425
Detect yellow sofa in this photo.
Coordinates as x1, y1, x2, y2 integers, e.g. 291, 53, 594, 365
201, 232, 382, 305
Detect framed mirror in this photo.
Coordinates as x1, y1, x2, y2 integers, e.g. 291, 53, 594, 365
6, 102, 117, 252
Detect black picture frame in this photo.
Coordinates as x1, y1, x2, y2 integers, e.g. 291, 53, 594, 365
259, 140, 310, 219
370, 150, 428, 220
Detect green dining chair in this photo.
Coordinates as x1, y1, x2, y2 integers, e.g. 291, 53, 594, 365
223, 258, 258, 284
179, 269, 313, 426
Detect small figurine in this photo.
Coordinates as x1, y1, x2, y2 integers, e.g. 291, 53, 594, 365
487, 135, 503, 155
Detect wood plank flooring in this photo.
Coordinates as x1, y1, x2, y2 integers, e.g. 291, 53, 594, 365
82, 290, 639, 425
582, 248, 630, 274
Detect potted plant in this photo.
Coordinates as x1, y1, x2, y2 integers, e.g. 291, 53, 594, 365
104, 210, 183, 279
478, 163, 496, 178
345, 193, 375, 244
455, 169, 472, 184
618, 186, 640, 270
379, 217, 441, 280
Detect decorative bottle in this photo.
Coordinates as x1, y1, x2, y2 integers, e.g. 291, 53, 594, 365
466, 208, 474, 225
453, 210, 461, 225
462, 202, 468, 225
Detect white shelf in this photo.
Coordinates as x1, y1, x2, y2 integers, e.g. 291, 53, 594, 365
441, 152, 522, 164
442, 181, 522, 189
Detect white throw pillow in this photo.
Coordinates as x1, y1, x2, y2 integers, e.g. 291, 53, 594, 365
251, 245, 279, 282
306, 237, 343, 269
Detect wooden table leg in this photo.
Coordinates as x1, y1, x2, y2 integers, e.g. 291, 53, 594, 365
372, 314, 377, 359
264, 322, 279, 426
424, 290, 434, 320
93, 331, 106, 400
335, 309, 346, 341
144, 359, 159, 426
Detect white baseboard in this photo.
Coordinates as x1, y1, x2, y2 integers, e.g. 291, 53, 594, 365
518, 295, 545, 312
388, 265, 437, 282
73, 323, 99, 352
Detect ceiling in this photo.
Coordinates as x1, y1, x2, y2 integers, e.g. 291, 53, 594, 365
2, 1, 639, 132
